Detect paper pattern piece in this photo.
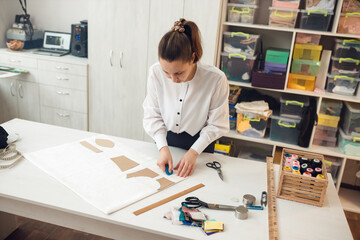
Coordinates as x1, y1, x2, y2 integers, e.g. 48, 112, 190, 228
111, 155, 139, 171
80, 141, 102, 153
127, 168, 159, 179
95, 138, 115, 148
24, 135, 184, 214
156, 177, 175, 190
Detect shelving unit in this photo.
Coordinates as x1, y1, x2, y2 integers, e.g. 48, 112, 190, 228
215, 0, 360, 213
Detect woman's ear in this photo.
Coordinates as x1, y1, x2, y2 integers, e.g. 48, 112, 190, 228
191, 52, 196, 63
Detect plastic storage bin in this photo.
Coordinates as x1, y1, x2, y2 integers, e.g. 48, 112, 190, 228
299, 10, 333, 31
268, 7, 299, 28
229, 0, 259, 4
270, 115, 301, 145
318, 114, 340, 128
319, 99, 343, 116
280, 93, 310, 119
337, 13, 360, 35
338, 128, 360, 156
265, 62, 287, 72
287, 73, 316, 91
265, 48, 290, 64
272, 0, 300, 9
341, 0, 360, 13
324, 155, 342, 182
227, 4, 258, 24
291, 59, 321, 76
295, 33, 321, 45
326, 74, 360, 96
313, 135, 337, 147
223, 31, 260, 56
293, 44, 322, 61
342, 101, 360, 136
314, 125, 338, 138
221, 52, 256, 82
236, 113, 268, 138
330, 57, 360, 78
333, 39, 360, 59
251, 70, 286, 89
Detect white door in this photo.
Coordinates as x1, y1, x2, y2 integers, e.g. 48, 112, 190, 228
17, 80, 40, 122
0, 78, 18, 123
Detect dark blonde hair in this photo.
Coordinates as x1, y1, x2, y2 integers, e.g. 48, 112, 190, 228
158, 18, 202, 63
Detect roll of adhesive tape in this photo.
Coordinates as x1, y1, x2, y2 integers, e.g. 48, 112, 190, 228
243, 194, 256, 206
235, 205, 248, 220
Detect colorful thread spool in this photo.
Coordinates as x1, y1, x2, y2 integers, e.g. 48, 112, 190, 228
315, 167, 322, 176
316, 174, 325, 179
285, 160, 293, 167
292, 166, 300, 172
299, 157, 309, 165
303, 172, 312, 177
312, 159, 322, 168
284, 153, 291, 158
300, 163, 308, 174
293, 160, 300, 166
306, 168, 315, 177
283, 166, 292, 172
293, 170, 301, 175
291, 154, 298, 160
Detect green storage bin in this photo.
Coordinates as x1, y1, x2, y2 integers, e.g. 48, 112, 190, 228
265, 48, 290, 64
291, 59, 321, 76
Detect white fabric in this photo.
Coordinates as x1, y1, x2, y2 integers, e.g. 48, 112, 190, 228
235, 101, 272, 118
24, 135, 183, 214
143, 62, 230, 154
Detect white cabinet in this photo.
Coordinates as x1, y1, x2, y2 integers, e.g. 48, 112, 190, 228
89, 0, 150, 140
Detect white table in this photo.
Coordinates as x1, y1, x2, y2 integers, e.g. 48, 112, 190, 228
0, 119, 353, 240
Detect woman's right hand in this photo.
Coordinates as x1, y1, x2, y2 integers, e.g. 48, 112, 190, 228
158, 146, 173, 173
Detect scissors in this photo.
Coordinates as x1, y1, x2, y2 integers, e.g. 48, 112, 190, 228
206, 161, 223, 181
181, 197, 235, 211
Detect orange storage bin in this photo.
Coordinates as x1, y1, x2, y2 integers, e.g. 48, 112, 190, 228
287, 73, 316, 91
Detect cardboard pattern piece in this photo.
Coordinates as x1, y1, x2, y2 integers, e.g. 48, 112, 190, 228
111, 155, 139, 172
80, 141, 102, 153
95, 138, 115, 148
127, 168, 159, 179
156, 177, 175, 190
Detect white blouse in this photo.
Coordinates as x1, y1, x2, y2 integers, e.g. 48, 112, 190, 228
143, 62, 230, 154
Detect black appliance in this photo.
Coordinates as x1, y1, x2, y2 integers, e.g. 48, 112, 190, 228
71, 20, 88, 57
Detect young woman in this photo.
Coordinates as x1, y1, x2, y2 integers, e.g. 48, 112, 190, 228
143, 18, 229, 177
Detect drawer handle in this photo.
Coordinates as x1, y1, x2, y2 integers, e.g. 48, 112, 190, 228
8, 58, 21, 63
56, 76, 69, 81
56, 90, 70, 95
56, 66, 69, 70
57, 112, 70, 117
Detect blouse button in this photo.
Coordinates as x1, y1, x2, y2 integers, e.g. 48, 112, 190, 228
176, 124, 179, 126
180, 99, 182, 102
177, 112, 180, 115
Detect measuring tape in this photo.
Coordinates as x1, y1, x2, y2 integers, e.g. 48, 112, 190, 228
267, 157, 278, 240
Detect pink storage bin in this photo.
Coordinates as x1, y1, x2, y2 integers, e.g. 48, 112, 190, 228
272, 0, 300, 9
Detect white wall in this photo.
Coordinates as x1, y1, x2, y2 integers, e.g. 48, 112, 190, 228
0, 0, 89, 47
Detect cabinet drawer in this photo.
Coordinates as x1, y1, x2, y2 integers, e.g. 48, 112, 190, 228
38, 70, 87, 90
38, 59, 87, 76
40, 106, 88, 131
39, 85, 87, 113
13, 67, 38, 83
0, 53, 37, 68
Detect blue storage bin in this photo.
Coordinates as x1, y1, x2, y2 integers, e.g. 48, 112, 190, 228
338, 128, 360, 156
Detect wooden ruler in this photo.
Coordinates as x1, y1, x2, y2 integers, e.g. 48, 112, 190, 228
267, 157, 278, 240
133, 183, 205, 216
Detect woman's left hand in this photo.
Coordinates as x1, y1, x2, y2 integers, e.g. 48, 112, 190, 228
174, 148, 199, 177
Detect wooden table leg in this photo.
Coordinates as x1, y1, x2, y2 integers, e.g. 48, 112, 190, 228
0, 211, 18, 240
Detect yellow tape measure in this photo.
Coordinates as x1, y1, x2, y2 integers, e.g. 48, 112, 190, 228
267, 157, 278, 240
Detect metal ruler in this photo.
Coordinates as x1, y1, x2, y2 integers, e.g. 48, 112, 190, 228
267, 157, 278, 240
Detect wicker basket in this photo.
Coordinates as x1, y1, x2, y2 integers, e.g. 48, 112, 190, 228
277, 148, 328, 207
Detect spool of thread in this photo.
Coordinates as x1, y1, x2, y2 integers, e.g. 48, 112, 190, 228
299, 157, 309, 165
316, 174, 325, 179
315, 167, 322, 176
293, 170, 301, 175
284, 153, 291, 158
303, 172, 312, 177
300, 163, 308, 174
306, 168, 315, 177
285, 157, 293, 162
291, 154, 299, 160
235, 206, 248, 220
312, 159, 322, 168
293, 160, 300, 166
283, 166, 291, 172
292, 166, 300, 172
285, 160, 292, 167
